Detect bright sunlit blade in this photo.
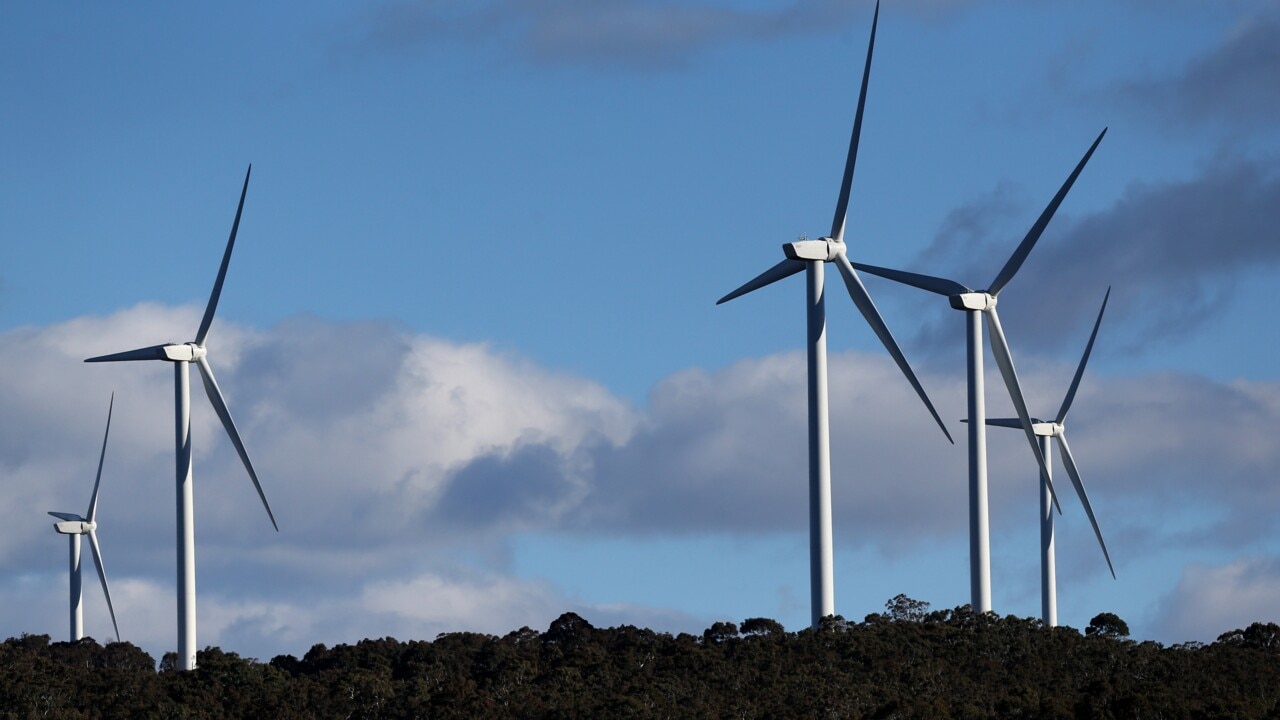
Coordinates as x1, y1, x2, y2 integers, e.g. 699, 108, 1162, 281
830, 1, 879, 243
1056, 286, 1111, 424
988, 128, 1106, 297
848, 261, 969, 296
980, 417, 1027, 429
195, 164, 252, 347
86, 529, 120, 642
1057, 434, 1116, 579
716, 258, 805, 305
84, 345, 170, 363
835, 253, 953, 443
196, 355, 279, 531
87, 392, 113, 523
986, 307, 1061, 513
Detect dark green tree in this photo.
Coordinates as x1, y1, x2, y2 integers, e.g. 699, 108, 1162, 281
1086, 612, 1130, 638
739, 617, 784, 637
884, 594, 931, 622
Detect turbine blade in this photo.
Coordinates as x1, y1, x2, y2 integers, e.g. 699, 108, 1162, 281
1056, 286, 1111, 424
87, 393, 113, 523
985, 307, 1061, 513
84, 345, 170, 363
830, 1, 878, 243
195, 164, 252, 347
48, 511, 83, 522
195, 356, 278, 531
835, 252, 952, 444
1057, 434, 1116, 579
86, 529, 120, 642
977, 417, 1027, 429
716, 258, 805, 305
988, 128, 1107, 297
848, 262, 970, 296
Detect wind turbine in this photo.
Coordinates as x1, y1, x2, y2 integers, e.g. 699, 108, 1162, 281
983, 287, 1115, 626
852, 128, 1106, 613
49, 393, 120, 643
85, 165, 276, 671
717, 2, 953, 629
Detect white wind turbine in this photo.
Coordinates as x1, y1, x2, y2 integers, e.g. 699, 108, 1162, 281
49, 393, 121, 643
717, 2, 954, 629
85, 165, 276, 671
852, 128, 1106, 613
982, 287, 1115, 626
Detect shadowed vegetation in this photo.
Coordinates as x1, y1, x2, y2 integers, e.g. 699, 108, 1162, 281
2, 597, 1278, 718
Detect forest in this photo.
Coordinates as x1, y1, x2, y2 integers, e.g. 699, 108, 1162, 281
2, 596, 1277, 719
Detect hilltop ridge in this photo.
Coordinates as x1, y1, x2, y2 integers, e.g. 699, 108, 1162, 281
3, 596, 1277, 718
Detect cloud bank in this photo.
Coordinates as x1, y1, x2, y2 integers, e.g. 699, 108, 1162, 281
2, 306, 1277, 660
1116, 7, 1280, 132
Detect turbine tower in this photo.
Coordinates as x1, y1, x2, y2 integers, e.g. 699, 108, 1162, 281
86, 166, 276, 670
48, 393, 120, 643
984, 288, 1115, 626
852, 128, 1106, 613
717, 2, 953, 629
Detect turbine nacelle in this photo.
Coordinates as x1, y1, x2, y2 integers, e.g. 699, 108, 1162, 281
1032, 421, 1063, 437
53, 518, 95, 535
161, 344, 208, 362
783, 237, 845, 263
950, 292, 996, 312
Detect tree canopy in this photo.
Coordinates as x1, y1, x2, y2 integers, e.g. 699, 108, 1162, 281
2, 600, 1278, 718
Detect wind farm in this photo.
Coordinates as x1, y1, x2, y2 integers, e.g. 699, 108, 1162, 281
2, 0, 1278, 685
852, 129, 1106, 613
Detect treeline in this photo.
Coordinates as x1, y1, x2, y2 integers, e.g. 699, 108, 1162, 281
2, 597, 1278, 719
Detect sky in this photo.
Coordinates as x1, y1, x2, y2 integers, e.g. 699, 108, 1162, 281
1, 0, 1278, 662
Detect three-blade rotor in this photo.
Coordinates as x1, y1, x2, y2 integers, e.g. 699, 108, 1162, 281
717, 0, 952, 445
84, 165, 277, 532
47, 394, 120, 641
981, 289, 1116, 578
851, 130, 1108, 510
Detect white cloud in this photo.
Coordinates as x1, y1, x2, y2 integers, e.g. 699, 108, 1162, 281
0, 306, 645, 659
3, 305, 1279, 660
1152, 557, 1280, 643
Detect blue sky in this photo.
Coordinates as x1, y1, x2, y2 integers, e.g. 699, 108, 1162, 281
2, 0, 1279, 661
